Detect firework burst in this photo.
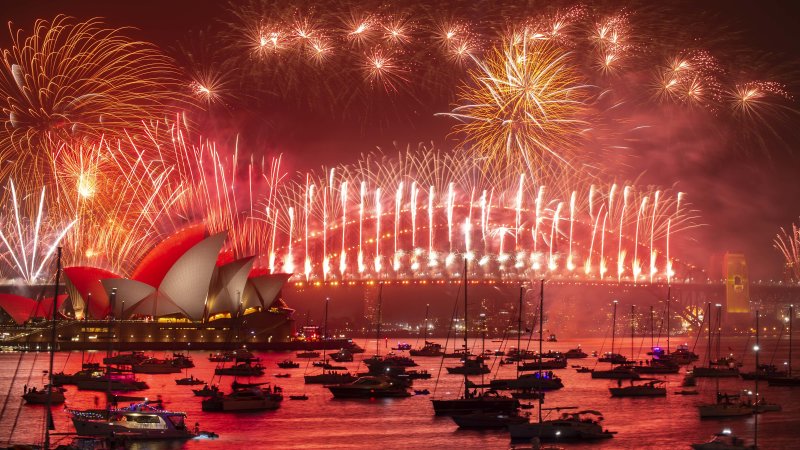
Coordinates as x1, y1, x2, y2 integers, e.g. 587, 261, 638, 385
0, 16, 187, 153
444, 32, 590, 177
775, 220, 800, 282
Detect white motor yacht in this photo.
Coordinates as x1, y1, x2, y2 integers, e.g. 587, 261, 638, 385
70, 402, 208, 440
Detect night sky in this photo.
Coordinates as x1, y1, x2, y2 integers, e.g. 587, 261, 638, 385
3, 0, 800, 279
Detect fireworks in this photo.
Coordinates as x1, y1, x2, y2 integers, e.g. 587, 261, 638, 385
775, 220, 800, 282
260, 147, 697, 284
445, 33, 589, 176
0, 180, 76, 281
0, 16, 186, 153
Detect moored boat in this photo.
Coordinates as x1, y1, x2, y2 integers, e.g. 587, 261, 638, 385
69, 401, 208, 440
201, 387, 281, 412
508, 410, 616, 442
609, 380, 667, 397
132, 358, 182, 374
564, 347, 588, 359
23, 385, 65, 405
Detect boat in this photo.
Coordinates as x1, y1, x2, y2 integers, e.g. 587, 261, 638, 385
326, 375, 412, 399
431, 259, 517, 416
75, 372, 149, 391
312, 360, 347, 370
289, 394, 309, 400
691, 429, 756, 450
53, 363, 107, 386
564, 348, 588, 359
305, 298, 358, 385
488, 371, 564, 391
214, 361, 266, 377
402, 369, 431, 380
304, 371, 357, 384
201, 387, 281, 412
609, 379, 667, 397
414, 389, 430, 395
546, 334, 557, 342
575, 367, 592, 373
192, 384, 220, 397
410, 341, 444, 357
410, 306, 443, 357
364, 354, 418, 368
329, 349, 354, 362
451, 411, 529, 429
663, 344, 700, 365
489, 285, 564, 393
170, 353, 194, 368
175, 375, 204, 385
296, 351, 320, 358
132, 358, 182, 374
598, 352, 629, 364
767, 305, 800, 387
740, 364, 786, 380
70, 401, 208, 440
698, 393, 753, 418
103, 351, 147, 366
392, 343, 412, 351
277, 360, 300, 369
508, 409, 616, 442
591, 365, 641, 380
209, 352, 234, 363
518, 358, 567, 371
275, 373, 291, 378
446, 357, 490, 375
23, 385, 66, 405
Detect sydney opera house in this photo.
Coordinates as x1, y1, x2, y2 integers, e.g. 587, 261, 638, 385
0, 225, 312, 351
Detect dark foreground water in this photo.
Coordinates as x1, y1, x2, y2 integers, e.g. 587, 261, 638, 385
1, 336, 798, 449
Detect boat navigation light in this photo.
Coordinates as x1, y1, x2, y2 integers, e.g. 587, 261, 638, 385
722, 428, 732, 435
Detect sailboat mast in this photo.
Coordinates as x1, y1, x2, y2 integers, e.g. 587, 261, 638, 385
463, 258, 469, 400
538, 279, 544, 425
666, 286, 671, 354
754, 310, 760, 449
706, 303, 712, 368
376, 284, 383, 357
631, 305, 635, 362
423, 304, 429, 343
44, 247, 62, 449
518, 285, 523, 373
715, 304, 722, 365
611, 300, 618, 356
790, 305, 794, 378
650, 305, 654, 353
323, 298, 329, 362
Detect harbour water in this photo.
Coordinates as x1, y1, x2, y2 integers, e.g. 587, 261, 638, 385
1, 336, 798, 449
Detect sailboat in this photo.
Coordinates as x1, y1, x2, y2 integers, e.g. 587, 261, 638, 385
410, 304, 444, 357
326, 285, 411, 399
592, 301, 640, 380
767, 305, 800, 386
451, 286, 534, 428
634, 303, 679, 374
359, 285, 417, 377
431, 259, 518, 415
693, 304, 739, 378
305, 298, 356, 384
697, 304, 752, 419
488, 282, 563, 392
